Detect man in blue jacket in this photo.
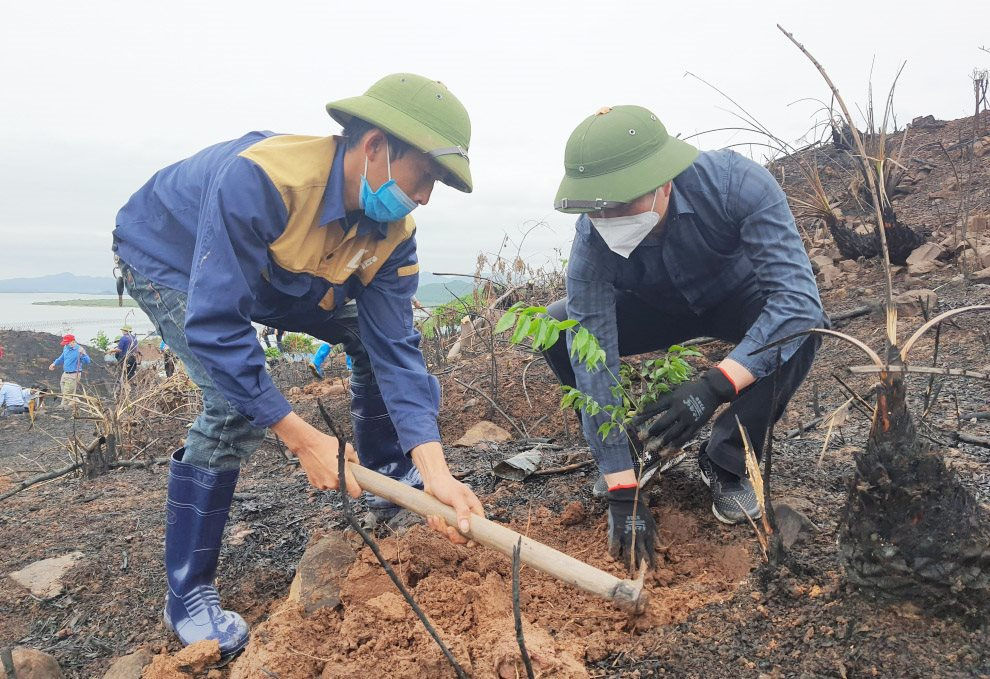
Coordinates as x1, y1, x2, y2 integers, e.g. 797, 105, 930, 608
113, 74, 483, 659
49, 334, 91, 406
544, 106, 825, 570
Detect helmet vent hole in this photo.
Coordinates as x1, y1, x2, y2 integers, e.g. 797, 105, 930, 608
578, 166, 585, 172
628, 129, 636, 135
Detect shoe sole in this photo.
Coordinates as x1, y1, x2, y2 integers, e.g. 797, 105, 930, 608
710, 504, 762, 525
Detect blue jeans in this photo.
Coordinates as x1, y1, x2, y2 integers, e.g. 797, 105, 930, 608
121, 262, 385, 471
544, 276, 819, 478
121, 263, 267, 471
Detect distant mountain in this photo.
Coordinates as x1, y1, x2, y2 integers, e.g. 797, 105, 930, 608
0, 273, 116, 294
0, 271, 477, 305
416, 278, 475, 307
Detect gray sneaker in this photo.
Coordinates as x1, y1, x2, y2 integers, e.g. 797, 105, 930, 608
698, 452, 762, 525
592, 449, 687, 498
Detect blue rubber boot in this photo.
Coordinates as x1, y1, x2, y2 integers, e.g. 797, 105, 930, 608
309, 342, 331, 379
163, 449, 249, 659
350, 380, 422, 519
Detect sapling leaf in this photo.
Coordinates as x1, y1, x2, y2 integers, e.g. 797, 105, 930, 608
494, 312, 517, 334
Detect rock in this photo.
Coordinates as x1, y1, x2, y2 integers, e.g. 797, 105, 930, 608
837, 259, 860, 273
968, 214, 989, 235
971, 267, 990, 283
7, 551, 84, 599
288, 386, 302, 396
892, 289, 937, 317
809, 254, 834, 273
817, 264, 841, 290
910, 114, 940, 128
905, 242, 944, 266
0, 648, 63, 679
774, 503, 818, 549
974, 136, 990, 158
454, 420, 513, 446
102, 649, 152, 679
287, 533, 356, 615
907, 260, 937, 276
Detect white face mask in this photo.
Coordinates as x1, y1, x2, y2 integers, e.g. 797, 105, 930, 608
589, 189, 660, 258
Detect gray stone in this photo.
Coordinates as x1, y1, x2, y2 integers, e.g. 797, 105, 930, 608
905, 242, 944, 266
287, 533, 357, 615
7, 551, 84, 599
102, 649, 152, 679
892, 289, 937, 317
809, 254, 833, 273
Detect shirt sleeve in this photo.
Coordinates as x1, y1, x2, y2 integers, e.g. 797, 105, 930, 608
183, 155, 292, 428
724, 153, 825, 378
355, 235, 442, 453
53, 351, 64, 368
81, 352, 91, 366
564, 233, 633, 475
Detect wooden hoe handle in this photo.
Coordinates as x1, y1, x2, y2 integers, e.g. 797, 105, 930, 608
348, 463, 647, 614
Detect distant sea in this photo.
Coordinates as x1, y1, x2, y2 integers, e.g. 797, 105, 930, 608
0, 293, 156, 342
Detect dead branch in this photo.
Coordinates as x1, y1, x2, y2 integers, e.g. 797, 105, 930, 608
512, 537, 535, 679
532, 459, 593, 476
778, 24, 896, 347
317, 400, 468, 679
846, 365, 990, 381
951, 432, 990, 449
452, 376, 528, 438
0, 462, 82, 502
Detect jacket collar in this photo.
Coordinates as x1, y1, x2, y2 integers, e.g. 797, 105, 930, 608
319, 139, 389, 240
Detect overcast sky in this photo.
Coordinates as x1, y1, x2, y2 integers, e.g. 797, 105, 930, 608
2, 0, 987, 280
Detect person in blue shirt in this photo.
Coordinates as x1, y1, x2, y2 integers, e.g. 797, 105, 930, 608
544, 106, 825, 570
112, 74, 482, 659
0, 377, 27, 415
109, 325, 139, 380
48, 334, 91, 407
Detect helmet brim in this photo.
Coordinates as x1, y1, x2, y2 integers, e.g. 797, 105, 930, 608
554, 136, 698, 214
327, 95, 473, 193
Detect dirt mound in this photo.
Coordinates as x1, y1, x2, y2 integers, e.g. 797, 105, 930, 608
0, 329, 108, 394
231, 504, 753, 678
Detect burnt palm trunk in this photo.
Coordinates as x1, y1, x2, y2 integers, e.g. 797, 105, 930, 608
838, 367, 990, 613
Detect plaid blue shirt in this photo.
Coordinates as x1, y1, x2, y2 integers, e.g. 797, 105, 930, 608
565, 149, 825, 473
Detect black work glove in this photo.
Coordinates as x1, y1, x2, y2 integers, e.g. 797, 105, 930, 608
631, 368, 736, 448
607, 486, 658, 571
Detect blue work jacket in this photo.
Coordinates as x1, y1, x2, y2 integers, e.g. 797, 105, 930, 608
113, 133, 439, 452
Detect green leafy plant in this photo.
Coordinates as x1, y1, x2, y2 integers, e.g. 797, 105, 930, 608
264, 346, 282, 360
496, 304, 699, 440
90, 330, 111, 352
281, 332, 317, 355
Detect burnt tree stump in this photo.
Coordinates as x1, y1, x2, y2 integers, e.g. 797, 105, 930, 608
838, 369, 990, 614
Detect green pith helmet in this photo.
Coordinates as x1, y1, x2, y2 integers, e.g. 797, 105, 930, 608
554, 105, 698, 214
121, 325, 133, 332
327, 73, 473, 193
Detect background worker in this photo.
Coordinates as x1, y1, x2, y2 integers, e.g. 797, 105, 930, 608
110, 324, 139, 380
49, 334, 90, 406
0, 377, 27, 415
112, 74, 482, 659
546, 106, 825, 569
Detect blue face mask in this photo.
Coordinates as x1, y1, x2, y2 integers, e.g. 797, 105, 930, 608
359, 145, 418, 223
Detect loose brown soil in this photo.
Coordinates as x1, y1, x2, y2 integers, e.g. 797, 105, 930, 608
1, 110, 989, 677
